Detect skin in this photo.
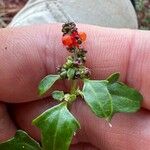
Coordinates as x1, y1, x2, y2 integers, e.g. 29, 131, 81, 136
0, 24, 150, 150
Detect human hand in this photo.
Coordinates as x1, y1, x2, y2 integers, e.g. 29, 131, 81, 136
0, 24, 150, 150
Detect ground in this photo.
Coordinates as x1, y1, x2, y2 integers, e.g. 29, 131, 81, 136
0, 0, 27, 28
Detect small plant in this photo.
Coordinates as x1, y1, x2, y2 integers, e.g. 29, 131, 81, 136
0, 22, 143, 150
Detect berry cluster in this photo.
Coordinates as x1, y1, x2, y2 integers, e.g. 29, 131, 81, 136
57, 22, 91, 80
62, 22, 87, 50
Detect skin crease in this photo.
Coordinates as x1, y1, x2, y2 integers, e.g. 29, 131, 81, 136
0, 24, 149, 150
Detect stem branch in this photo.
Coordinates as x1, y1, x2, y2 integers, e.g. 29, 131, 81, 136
70, 80, 77, 94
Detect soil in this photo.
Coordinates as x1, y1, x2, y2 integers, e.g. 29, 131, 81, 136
0, 0, 27, 28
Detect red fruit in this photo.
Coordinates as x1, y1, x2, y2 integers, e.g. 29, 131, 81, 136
72, 31, 78, 37
79, 32, 87, 42
62, 35, 73, 46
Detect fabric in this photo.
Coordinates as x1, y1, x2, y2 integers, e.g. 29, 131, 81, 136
9, 0, 138, 29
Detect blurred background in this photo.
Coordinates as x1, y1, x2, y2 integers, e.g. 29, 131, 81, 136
0, 0, 149, 29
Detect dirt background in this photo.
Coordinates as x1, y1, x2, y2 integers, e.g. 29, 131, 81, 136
0, 0, 149, 29
0, 0, 27, 27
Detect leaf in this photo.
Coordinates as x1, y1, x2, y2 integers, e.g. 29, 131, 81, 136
0, 130, 41, 150
67, 68, 75, 80
32, 102, 80, 150
52, 91, 64, 101
38, 75, 60, 95
106, 72, 120, 84
82, 79, 113, 119
108, 82, 143, 113
82, 79, 143, 120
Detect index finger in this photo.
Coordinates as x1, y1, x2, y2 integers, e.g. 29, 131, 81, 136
0, 24, 149, 109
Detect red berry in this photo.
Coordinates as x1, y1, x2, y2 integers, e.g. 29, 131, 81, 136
62, 35, 73, 46
72, 31, 78, 37
79, 32, 87, 42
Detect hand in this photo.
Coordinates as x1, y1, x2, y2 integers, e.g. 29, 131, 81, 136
0, 24, 150, 150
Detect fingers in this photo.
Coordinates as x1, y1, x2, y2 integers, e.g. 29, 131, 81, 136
0, 24, 150, 109
70, 143, 99, 150
10, 99, 58, 141
0, 25, 67, 102
126, 30, 150, 109
0, 103, 16, 142
72, 101, 150, 150
0, 25, 59, 102
11, 99, 150, 150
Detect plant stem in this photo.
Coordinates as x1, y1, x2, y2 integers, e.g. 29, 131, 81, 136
70, 45, 78, 94
70, 80, 77, 94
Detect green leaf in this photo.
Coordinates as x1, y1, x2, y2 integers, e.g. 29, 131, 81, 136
83, 79, 113, 119
52, 91, 64, 101
108, 82, 143, 113
82, 79, 143, 120
32, 102, 80, 150
67, 68, 75, 80
0, 130, 41, 150
38, 75, 60, 95
106, 72, 120, 84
